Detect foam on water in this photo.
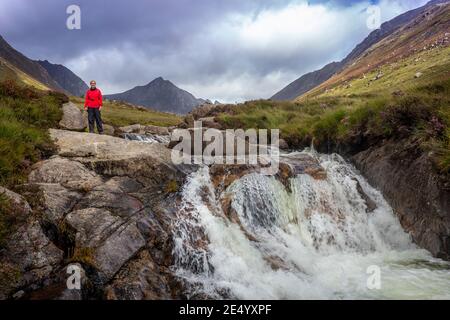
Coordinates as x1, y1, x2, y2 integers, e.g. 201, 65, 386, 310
172, 150, 450, 299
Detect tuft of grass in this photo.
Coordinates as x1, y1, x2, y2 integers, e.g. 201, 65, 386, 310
70, 247, 96, 266
0, 80, 63, 186
165, 180, 179, 193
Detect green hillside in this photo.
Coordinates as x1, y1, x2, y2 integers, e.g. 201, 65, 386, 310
0, 80, 65, 187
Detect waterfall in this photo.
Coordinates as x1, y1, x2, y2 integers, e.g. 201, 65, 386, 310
123, 132, 171, 144
171, 150, 450, 299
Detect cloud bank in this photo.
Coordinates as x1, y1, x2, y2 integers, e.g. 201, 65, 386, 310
0, 0, 428, 102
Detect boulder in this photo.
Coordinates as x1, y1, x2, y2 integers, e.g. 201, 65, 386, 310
280, 153, 327, 180
278, 138, 289, 150
73, 177, 144, 218
59, 102, 86, 131
0, 186, 31, 214
0, 188, 63, 299
32, 183, 82, 224
144, 125, 170, 136
0, 213, 63, 299
103, 124, 115, 136
104, 250, 174, 300
65, 208, 146, 283
118, 124, 142, 134
28, 156, 103, 192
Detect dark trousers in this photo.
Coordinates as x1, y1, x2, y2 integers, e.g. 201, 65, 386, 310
87, 108, 103, 134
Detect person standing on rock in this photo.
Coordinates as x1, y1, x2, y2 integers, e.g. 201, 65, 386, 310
84, 80, 104, 134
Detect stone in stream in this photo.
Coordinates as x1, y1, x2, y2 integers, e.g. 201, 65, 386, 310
118, 124, 170, 136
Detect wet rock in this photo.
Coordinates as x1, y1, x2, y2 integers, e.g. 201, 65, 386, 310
209, 164, 260, 195
278, 138, 289, 150
355, 180, 377, 213
352, 138, 450, 260
118, 124, 142, 134
59, 102, 86, 131
118, 124, 170, 136
280, 153, 327, 180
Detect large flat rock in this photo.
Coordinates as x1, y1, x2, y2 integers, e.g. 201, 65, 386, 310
49, 129, 173, 163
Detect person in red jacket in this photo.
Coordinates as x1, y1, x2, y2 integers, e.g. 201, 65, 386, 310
84, 80, 103, 134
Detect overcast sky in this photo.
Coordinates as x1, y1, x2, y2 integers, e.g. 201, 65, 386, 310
0, 0, 427, 102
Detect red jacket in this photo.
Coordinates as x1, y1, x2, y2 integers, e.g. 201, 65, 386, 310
84, 88, 103, 108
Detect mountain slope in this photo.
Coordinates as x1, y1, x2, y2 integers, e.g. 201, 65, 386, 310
0, 35, 63, 92
37, 60, 88, 96
105, 77, 204, 114
271, 61, 342, 101
271, 0, 448, 101
0, 57, 51, 91
301, 0, 450, 100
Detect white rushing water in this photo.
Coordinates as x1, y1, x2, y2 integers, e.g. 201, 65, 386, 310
123, 133, 171, 144
172, 150, 450, 299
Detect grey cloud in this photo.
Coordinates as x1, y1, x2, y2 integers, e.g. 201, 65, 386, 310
0, 0, 427, 102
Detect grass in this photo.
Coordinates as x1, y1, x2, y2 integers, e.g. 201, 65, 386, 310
165, 180, 179, 193
216, 45, 450, 173
70, 96, 182, 128
0, 80, 65, 187
69, 247, 96, 266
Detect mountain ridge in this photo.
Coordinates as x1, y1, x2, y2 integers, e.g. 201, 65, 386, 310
0, 35, 65, 92
36, 60, 89, 96
0, 35, 89, 96
271, 0, 449, 101
105, 77, 205, 114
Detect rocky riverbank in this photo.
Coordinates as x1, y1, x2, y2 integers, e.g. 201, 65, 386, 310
0, 103, 448, 299
1, 127, 341, 299
351, 138, 450, 260
0, 129, 194, 299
